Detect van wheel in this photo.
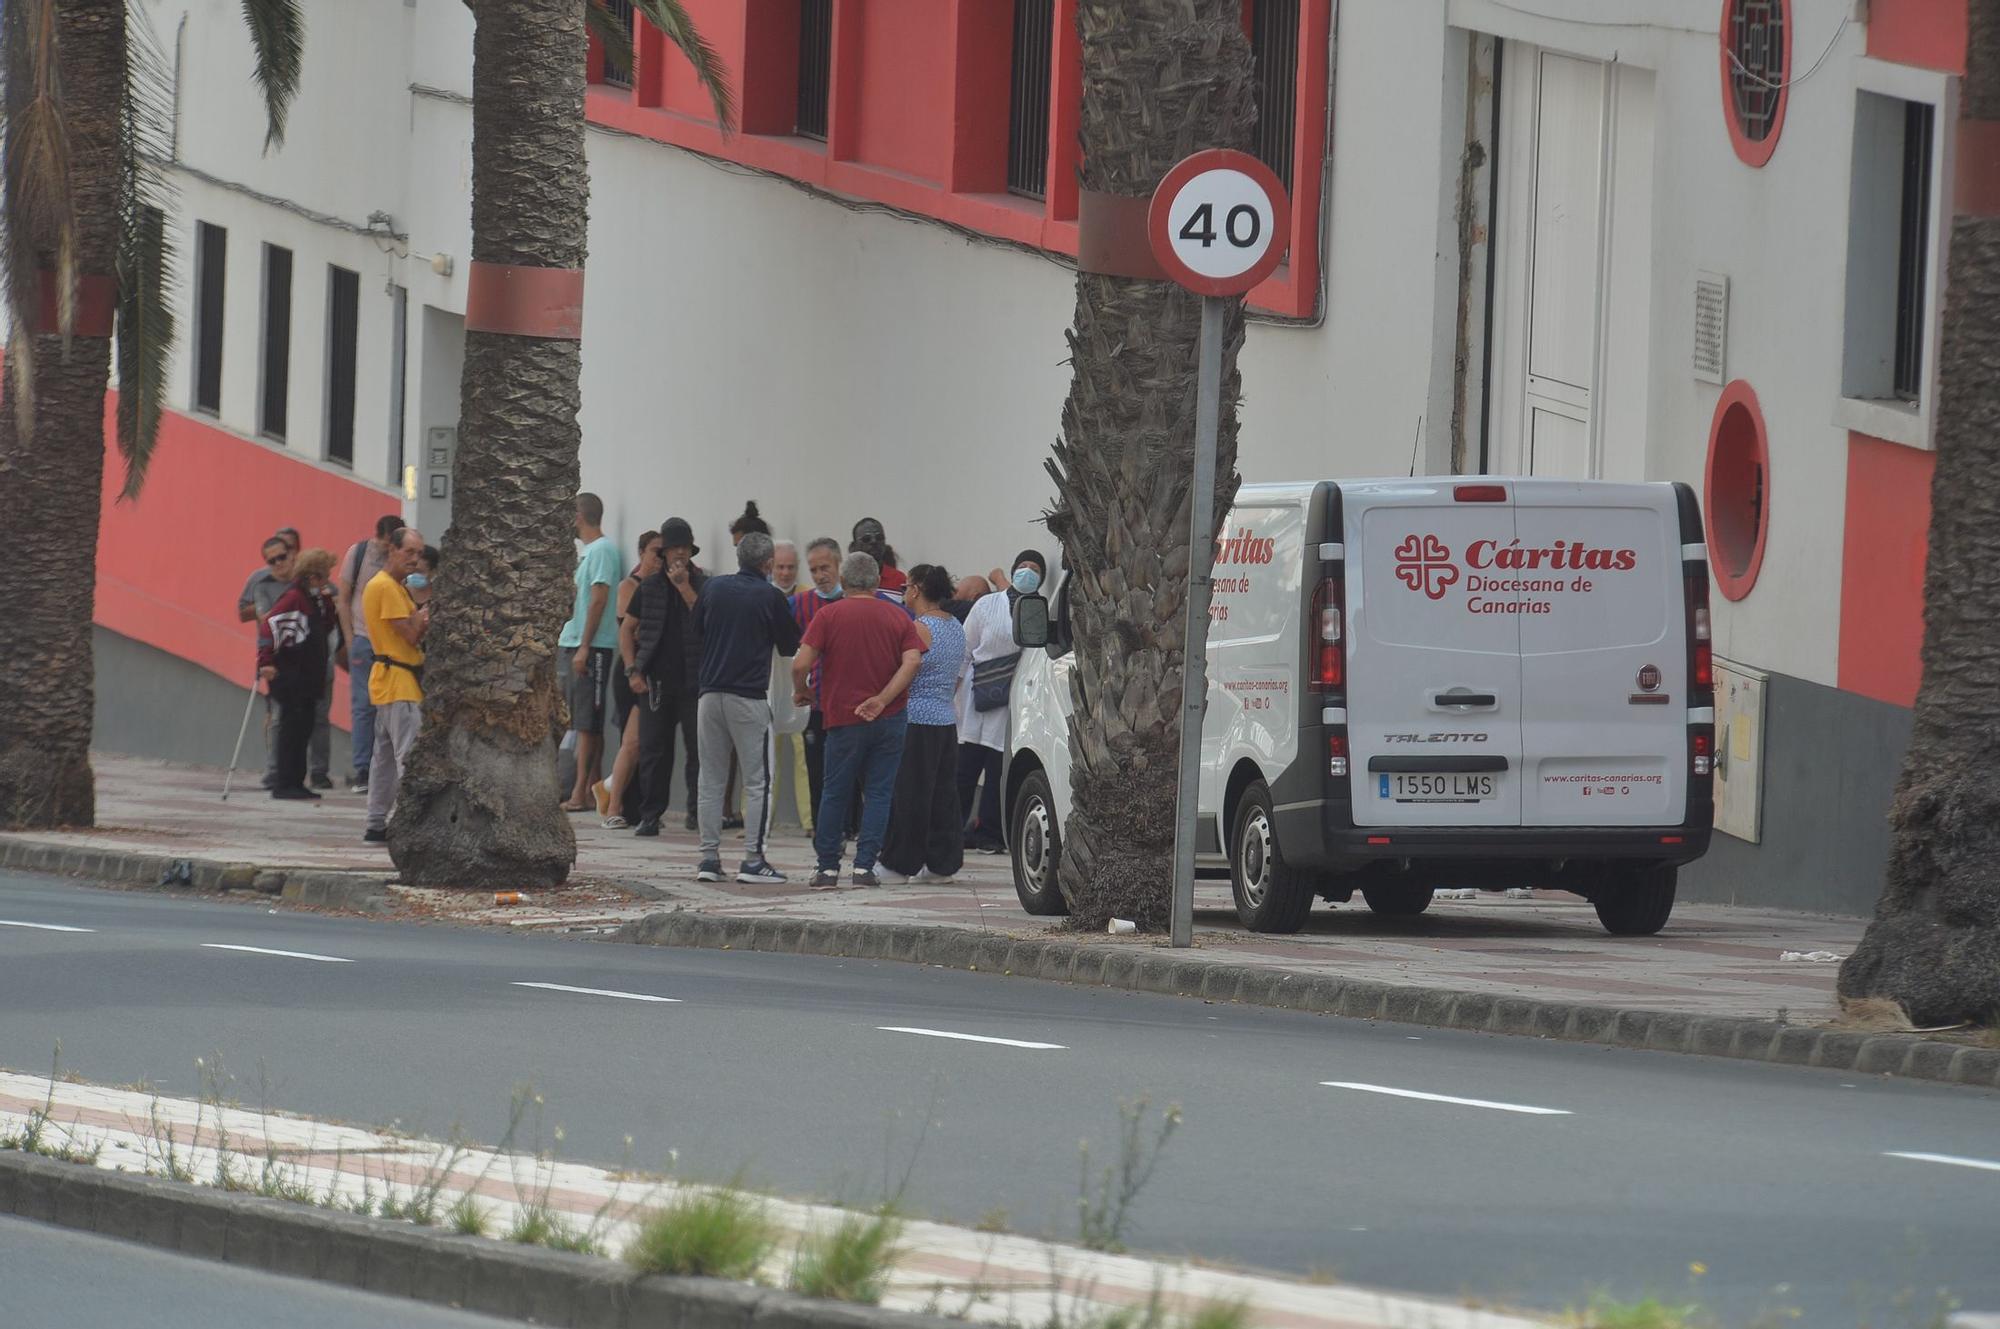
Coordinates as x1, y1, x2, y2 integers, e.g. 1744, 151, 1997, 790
1362, 883, 1434, 917
1009, 771, 1070, 916
1593, 866, 1677, 936
1231, 781, 1315, 933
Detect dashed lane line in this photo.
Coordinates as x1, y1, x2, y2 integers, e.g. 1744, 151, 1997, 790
878, 1026, 1066, 1050
511, 982, 681, 1004
0, 920, 94, 933
1320, 1081, 1572, 1116
1886, 1151, 2000, 1175
199, 943, 353, 963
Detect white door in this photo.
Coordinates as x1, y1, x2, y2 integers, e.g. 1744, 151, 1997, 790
1489, 48, 1656, 482
1523, 52, 1605, 478
1344, 482, 1522, 828
1513, 482, 1688, 827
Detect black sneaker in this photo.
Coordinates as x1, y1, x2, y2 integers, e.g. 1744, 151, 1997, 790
851, 868, 881, 888
271, 787, 314, 801
737, 860, 786, 884
695, 860, 724, 882
683, 810, 699, 831
348, 774, 369, 794
721, 814, 744, 831
809, 869, 841, 889
363, 828, 387, 843
634, 819, 661, 837
310, 773, 334, 790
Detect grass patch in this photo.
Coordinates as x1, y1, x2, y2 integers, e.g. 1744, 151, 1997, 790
789, 1209, 904, 1305
1565, 1294, 1708, 1329
625, 1185, 776, 1280
448, 1193, 491, 1237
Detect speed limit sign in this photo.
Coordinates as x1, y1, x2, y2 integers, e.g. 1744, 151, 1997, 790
1147, 149, 1290, 297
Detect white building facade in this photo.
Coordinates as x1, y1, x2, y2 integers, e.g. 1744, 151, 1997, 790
101, 0, 1972, 915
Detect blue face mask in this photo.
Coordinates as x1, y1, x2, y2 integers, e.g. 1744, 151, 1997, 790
1011, 566, 1042, 596
406, 573, 430, 592
814, 586, 841, 601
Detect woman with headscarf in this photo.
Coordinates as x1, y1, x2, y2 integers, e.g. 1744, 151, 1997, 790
956, 549, 1047, 852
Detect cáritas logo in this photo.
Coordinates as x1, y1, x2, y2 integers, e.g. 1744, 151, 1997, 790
1215, 527, 1277, 565
1395, 532, 1640, 598
1393, 534, 1459, 600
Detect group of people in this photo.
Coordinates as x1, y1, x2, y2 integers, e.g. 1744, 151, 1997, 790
559, 498, 1049, 887
240, 518, 434, 843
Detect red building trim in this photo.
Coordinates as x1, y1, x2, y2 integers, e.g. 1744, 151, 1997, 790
1865, 0, 1968, 74
1704, 380, 1771, 602
585, 0, 1329, 317
1838, 433, 1932, 708
97, 400, 402, 724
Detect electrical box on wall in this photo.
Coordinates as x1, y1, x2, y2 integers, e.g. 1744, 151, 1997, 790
1714, 657, 1766, 843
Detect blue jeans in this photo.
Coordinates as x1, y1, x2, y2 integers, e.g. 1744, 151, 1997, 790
814, 715, 907, 872
349, 636, 376, 780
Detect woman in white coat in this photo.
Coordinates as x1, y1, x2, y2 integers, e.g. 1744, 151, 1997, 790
956, 550, 1047, 852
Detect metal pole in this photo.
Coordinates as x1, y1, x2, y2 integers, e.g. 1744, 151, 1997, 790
221, 671, 262, 801
1170, 295, 1227, 948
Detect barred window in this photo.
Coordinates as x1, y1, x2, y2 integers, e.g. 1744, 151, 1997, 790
1251, 0, 1301, 192
796, 0, 834, 140
1007, 0, 1055, 199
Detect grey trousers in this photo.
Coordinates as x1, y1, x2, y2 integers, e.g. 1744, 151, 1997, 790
697, 692, 771, 863
364, 700, 422, 832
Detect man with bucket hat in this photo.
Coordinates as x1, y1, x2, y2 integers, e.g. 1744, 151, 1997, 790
625, 517, 707, 837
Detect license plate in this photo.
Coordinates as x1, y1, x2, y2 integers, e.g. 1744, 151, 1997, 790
1379, 773, 1496, 803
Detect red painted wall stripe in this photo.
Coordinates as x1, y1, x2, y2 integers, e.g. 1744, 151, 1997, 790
1837, 433, 1933, 708
1865, 0, 1968, 74
97, 399, 402, 725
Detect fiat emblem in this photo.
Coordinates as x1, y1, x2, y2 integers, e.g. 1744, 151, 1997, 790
1636, 664, 1662, 692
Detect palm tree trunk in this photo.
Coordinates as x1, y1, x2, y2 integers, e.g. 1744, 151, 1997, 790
1044, 2, 1256, 930
0, 0, 126, 830
1838, 6, 2000, 1026
387, 0, 586, 885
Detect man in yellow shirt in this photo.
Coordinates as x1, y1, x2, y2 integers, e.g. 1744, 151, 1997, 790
363, 527, 430, 844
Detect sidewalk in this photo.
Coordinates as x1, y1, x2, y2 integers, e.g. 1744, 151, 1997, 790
0, 1070, 1546, 1329
4, 754, 1867, 1032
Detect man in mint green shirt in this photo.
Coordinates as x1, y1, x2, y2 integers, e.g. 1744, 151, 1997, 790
560, 492, 625, 811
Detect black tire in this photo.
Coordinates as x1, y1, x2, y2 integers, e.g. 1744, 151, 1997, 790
1362, 882, 1434, 917
1593, 865, 1677, 936
1230, 780, 1316, 933
1009, 770, 1070, 916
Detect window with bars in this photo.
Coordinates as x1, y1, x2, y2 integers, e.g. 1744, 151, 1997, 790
1007, 0, 1054, 199
259, 244, 292, 440
600, 0, 635, 88
1251, 0, 1301, 193
1892, 99, 1933, 402
1725, 0, 1786, 145
325, 266, 359, 467
796, 0, 834, 140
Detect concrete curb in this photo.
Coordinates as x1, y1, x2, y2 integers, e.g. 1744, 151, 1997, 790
0, 1150, 964, 1329
0, 837, 393, 915
611, 911, 2000, 1092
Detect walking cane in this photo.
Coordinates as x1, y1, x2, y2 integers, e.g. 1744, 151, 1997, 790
221, 670, 261, 801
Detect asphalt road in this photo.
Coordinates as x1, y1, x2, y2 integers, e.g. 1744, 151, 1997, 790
1, 871, 1996, 1325
0, 1214, 515, 1328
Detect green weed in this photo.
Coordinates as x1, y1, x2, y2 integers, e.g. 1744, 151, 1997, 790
624, 1185, 777, 1280
789, 1209, 904, 1304
1076, 1098, 1181, 1253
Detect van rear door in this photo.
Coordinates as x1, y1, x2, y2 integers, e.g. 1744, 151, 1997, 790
1513, 482, 1687, 826
1344, 481, 1522, 827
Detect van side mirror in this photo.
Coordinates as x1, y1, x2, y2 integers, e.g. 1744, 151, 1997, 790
1013, 592, 1051, 649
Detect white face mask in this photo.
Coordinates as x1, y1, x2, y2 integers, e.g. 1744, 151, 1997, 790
1012, 566, 1043, 595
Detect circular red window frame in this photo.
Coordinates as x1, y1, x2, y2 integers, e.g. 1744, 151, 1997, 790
1704, 379, 1772, 602
1719, 0, 1791, 168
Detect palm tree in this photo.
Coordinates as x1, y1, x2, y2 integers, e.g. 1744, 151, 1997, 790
0, 0, 301, 830
387, 0, 729, 886
1836, 7, 2000, 1027
1043, 1, 1256, 930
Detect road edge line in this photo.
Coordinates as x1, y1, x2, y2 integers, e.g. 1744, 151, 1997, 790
0, 1149, 964, 1329
607, 910, 2000, 1093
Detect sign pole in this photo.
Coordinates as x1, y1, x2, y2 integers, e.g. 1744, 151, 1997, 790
1170, 294, 1227, 949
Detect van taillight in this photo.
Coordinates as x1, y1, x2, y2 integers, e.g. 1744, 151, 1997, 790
1691, 732, 1712, 777
1328, 733, 1349, 780
1311, 577, 1344, 692
1454, 484, 1507, 502
1686, 572, 1713, 691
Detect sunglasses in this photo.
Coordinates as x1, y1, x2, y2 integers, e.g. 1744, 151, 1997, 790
266, 554, 289, 566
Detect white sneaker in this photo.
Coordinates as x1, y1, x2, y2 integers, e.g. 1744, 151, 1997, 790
915, 869, 956, 884
873, 867, 912, 885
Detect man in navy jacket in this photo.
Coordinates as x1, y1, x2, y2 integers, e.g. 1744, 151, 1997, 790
691, 532, 802, 884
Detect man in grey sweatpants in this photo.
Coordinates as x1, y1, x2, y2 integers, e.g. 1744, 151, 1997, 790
690, 532, 802, 884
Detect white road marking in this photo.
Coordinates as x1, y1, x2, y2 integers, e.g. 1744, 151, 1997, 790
1320, 1081, 1571, 1116
0, 920, 94, 933
512, 982, 680, 1004
1887, 1150, 2000, 1175
200, 943, 352, 963
878, 1027, 1066, 1050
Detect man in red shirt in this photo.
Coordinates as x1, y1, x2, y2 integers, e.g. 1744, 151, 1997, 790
792, 552, 924, 888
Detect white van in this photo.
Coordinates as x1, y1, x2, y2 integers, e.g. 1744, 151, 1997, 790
1004, 478, 1715, 936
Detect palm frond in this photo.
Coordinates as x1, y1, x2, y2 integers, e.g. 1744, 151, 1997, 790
115, 5, 182, 498
2, 0, 79, 432
631, 0, 736, 132
239, 0, 304, 152
583, 1, 636, 86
